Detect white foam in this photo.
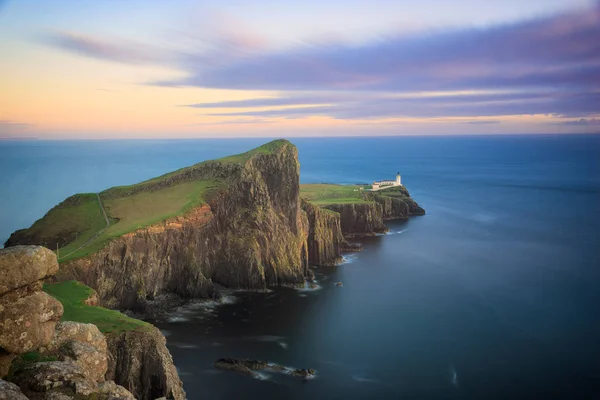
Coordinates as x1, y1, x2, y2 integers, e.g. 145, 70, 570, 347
253, 372, 271, 380
171, 342, 199, 349
295, 281, 322, 292
341, 254, 357, 264
166, 316, 190, 323
278, 342, 288, 349
249, 335, 285, 342
352, 375, 381, 384
450, 365, 459, 388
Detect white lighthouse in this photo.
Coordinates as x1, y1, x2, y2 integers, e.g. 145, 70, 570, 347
396, 172, 402, 186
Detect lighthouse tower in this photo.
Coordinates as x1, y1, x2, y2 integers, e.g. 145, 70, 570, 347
396, 172, 402, 186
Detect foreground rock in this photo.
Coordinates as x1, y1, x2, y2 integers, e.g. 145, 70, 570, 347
11, 361, 133, 399
0, 246, 58, 295
41, 321, 109, 383
106, 326, 185, 400
0, 246, 63, 358
0, 379, 28, 400
215, 358, 316, 380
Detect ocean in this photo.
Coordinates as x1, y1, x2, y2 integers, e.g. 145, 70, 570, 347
1, 135, 599, 399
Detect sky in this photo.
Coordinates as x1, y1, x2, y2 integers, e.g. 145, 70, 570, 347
0, 0, 599, 138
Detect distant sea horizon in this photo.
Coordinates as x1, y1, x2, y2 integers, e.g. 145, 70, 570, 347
2, 134, 599, 399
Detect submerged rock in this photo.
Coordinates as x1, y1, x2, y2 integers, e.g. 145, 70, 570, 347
335, 282, 344, 287
214, 358, 315, 380
290, 368, 316, 379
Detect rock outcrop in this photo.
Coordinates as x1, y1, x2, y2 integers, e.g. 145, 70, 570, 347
215, 358, 316, 380
301, 200, 355, 266
106, 326, 185, 400
0, 246, 63, 357
323, 202, 389, 236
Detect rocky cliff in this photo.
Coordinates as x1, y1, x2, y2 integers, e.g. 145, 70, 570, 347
52, 140, 310, 311
323, 202, 389, 236
301, 200, 357, 266
105, 327, 185, 400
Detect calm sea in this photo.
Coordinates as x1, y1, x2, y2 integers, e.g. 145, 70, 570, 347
1, 135, 599, 399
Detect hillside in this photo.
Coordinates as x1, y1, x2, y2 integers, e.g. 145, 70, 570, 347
5, 140, 287, 262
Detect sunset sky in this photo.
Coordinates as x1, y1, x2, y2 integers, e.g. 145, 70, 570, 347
1, 0, 599, 138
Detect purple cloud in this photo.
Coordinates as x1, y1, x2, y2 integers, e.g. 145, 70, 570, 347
206, 91, 600, 119
557, 118, 600, 126
169, 2, 600, 92
465, 120, 501, 125
46, 31, 169, 65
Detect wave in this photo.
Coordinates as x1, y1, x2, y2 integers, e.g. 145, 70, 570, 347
449, 364, 459, 388
341, 254, 358, 264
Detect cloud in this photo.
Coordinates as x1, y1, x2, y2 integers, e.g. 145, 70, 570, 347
45, 31, 169, 65
166, 3, 600, 92
205, 91, 600, 119
0, 120, 34, 138
40, 2, 600, 121
557, 118, 600, 126
464, 120, 501, 125
185, 118, 275, 126
0, 120, 33, 130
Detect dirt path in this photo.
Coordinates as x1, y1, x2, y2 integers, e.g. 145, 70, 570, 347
58, 193, 110, 261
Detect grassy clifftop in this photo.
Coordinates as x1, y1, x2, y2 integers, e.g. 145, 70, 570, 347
299, 184, 368, 205
44, 280, 150, 333
6, 139, 292, 262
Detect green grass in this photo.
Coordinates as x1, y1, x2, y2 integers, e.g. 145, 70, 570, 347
43, 280, 150, 333
10, 193, 106, 252
300, 184, 367, 205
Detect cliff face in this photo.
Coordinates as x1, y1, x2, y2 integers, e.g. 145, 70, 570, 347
323, 203, 389, 236
58, 141, 310, 311
301, 200, 349, 266
105, 327, 185, 400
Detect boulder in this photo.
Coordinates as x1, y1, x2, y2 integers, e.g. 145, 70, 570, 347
0, 246, 58, 296
11, 361, 90, 393
97, 380, 136, 399
59, 340, 108, 383
0, 291, 63, 354
39, 322, 108, 383
0, 379, 28, 400
43, 321, 107, 354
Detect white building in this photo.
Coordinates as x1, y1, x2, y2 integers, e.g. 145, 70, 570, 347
371, 173, 402, 191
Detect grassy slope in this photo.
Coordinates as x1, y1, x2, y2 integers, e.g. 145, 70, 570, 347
44, 280, 150, 333
299, 184, 368, 205
12, 193, 106, 252
13, 139, 289, 263
59, 179, 222, 262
